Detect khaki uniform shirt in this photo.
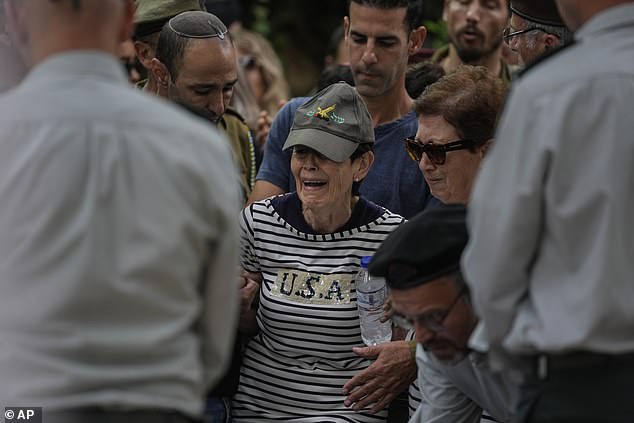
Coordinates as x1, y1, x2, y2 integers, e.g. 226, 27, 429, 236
430, 45, 513, 86
219, 108, 256, 201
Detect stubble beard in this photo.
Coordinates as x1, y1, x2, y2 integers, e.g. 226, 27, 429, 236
451, 34, 504, 65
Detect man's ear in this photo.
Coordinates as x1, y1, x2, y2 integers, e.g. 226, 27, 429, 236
543, 33, 560, 50
134, 40, 155, 70
408, 25, 427, 55
480, 139, 493, 158
150, 58, 169, 88
343, 16, 350, 42
4, 0, 28, 53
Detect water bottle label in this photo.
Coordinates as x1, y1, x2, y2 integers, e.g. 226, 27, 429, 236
357, 286, 387, 308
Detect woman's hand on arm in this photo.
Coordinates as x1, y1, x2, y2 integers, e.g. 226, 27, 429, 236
238, 270, 262, 335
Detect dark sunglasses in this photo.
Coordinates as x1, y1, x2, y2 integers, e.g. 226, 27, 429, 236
404, 137, 476, 165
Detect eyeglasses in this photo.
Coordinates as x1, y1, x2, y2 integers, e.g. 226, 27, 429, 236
404, 137, 476, 165
502, 27, 545, 44
392, 287, 466, 333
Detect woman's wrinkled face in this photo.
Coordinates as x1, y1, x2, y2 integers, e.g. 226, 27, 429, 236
416, 114, 486, 204
291, 146, 361, 211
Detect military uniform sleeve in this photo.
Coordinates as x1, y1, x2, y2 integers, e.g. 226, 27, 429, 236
461, 82, 548, 348
220, 111, 256, 201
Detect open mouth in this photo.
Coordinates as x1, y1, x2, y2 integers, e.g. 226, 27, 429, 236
303, 180, 327, 188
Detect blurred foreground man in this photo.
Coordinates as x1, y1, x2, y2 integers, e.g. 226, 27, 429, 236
0, 1, 240, 422
370, 205, 516, 423
463, 1, 634, 422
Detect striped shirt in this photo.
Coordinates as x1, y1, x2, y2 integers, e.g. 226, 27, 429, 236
232, 193, 404, 422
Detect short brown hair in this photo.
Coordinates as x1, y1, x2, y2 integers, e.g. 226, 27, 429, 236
413, 65, 507, 148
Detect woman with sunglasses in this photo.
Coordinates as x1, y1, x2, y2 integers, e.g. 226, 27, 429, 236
405, 65, 507, 205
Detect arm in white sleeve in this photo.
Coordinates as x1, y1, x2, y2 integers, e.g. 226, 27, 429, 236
461, 88, 548, 347
200, 136, 242, 389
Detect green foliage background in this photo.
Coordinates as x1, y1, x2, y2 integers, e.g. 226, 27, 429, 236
239, 0, 447, 96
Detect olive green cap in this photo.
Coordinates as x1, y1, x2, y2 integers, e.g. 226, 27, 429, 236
134, 0, 205, 38
283, 82, 374, 163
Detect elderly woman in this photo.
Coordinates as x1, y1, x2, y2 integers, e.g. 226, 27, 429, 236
231, 82, 404, 422
400, 65, 508, 419
405, 65, 507, 205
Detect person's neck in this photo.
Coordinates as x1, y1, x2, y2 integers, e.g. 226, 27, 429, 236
302, 197, 358, 234
442, 45, 503, 77
362, 84, 413, 127
29, 32, 118, 68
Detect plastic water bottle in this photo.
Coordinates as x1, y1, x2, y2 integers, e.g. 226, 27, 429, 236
356, 256, 392, 346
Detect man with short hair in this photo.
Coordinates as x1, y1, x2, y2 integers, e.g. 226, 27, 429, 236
370, 205, 517, 422
432, 0, 512, 82
503, 0, 572, 66
151, 11, 256, 200
463, 0, 634, 422
0, 1, 240, 422
133, 0, 204, 95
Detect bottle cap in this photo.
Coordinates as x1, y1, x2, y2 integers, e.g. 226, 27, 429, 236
360, 256, 372, 268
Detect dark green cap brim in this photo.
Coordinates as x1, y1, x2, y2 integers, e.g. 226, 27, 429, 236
283, 127, 360, 163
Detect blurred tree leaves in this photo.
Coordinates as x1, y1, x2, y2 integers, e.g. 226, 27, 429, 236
240, 0, 446, 95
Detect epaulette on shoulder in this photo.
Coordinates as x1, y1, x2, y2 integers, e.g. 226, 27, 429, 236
518, 39, 576, 79
224, 107, 247, 123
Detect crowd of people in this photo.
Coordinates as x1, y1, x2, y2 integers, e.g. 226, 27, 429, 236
0, 0, 632, 423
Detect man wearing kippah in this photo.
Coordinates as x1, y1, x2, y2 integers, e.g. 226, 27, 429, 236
369, 204, 516, 423
133, 0, 204, 95
151, 11, 257, 201
503, 0, 572, 66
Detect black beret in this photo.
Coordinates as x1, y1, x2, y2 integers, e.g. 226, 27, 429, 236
369, 204, 468, 290
510, 0, 566, 27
